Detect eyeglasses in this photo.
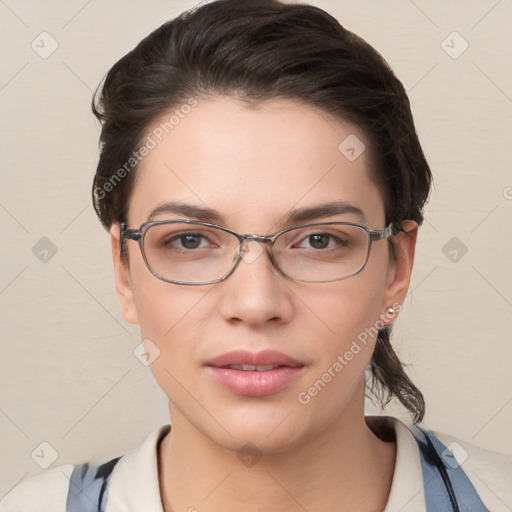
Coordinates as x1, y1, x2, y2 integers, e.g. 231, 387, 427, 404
121, 220, 399, 286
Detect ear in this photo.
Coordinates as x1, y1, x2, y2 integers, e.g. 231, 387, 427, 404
111, 223, 139, 325
380, 221, 418, 323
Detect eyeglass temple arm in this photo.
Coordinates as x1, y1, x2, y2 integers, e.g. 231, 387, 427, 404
120, 222, 142, 240
370, 220, 418, 241
120, 221, 142, 258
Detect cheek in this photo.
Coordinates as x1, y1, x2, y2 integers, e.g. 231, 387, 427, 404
133, 279, 205, 358
129, 263, 212, 398
135, 286, 199, 413
297, 261, 389, 406
313, 285, 381, 372
310, 260, 389, 349
128, 245, 206, 337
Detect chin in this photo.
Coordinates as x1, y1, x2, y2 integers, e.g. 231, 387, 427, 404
219, 424, 308, 456
201, 397, 323, 454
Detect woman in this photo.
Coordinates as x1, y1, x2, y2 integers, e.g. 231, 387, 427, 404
2, 0, 510, 510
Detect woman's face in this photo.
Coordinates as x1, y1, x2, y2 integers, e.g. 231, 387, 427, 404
112, 97, 415, 453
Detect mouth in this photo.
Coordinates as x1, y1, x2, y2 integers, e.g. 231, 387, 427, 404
205, 350, 305, 397
220, 364, 288, 371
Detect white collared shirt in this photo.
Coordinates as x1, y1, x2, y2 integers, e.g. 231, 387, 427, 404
2, 417, 510, 511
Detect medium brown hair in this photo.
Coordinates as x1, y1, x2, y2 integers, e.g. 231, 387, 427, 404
92, 0, 431, 423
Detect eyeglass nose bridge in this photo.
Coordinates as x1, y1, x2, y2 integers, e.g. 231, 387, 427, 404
234, 234, 275, 264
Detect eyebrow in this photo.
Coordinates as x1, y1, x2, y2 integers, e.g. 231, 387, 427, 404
148, 202, 226, 223
147, 200, 366, 226
279, 200, 366, 225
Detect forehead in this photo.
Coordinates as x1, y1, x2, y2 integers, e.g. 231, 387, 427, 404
128, 96, 385, 229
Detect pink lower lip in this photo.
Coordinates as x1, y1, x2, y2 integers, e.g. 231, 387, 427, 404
206, 366, 304, 396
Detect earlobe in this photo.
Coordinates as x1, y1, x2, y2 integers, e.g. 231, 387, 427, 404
111, 223, 139, 325
381, 221, 418, 324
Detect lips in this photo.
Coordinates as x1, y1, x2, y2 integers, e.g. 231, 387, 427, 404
206, 349, 303, 369
205, 349, 305, 397
225, 364, 281, 371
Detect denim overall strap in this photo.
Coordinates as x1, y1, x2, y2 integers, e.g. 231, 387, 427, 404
409, 425, 488, 512
66, 456, 120, 512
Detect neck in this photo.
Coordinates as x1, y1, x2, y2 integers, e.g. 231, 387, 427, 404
158, 399, 396, 512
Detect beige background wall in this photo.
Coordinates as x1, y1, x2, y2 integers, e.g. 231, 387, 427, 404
1, 0, 511, 497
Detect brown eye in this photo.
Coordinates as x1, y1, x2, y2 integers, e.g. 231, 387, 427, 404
166, 233, 206, 250
307, 234, 330, 249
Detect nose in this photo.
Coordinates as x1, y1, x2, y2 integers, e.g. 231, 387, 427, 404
216, 239, 294, 326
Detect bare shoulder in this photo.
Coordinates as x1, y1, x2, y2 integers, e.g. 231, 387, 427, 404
1, 464, 74, 512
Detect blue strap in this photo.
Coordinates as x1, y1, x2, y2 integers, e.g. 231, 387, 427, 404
409, 425, 488, 511
66, 456, 120, 511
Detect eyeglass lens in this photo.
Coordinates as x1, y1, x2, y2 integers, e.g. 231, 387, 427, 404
141, 222, 371, 284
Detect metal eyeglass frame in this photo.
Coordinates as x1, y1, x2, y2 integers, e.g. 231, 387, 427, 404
121, 219, 399, 286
